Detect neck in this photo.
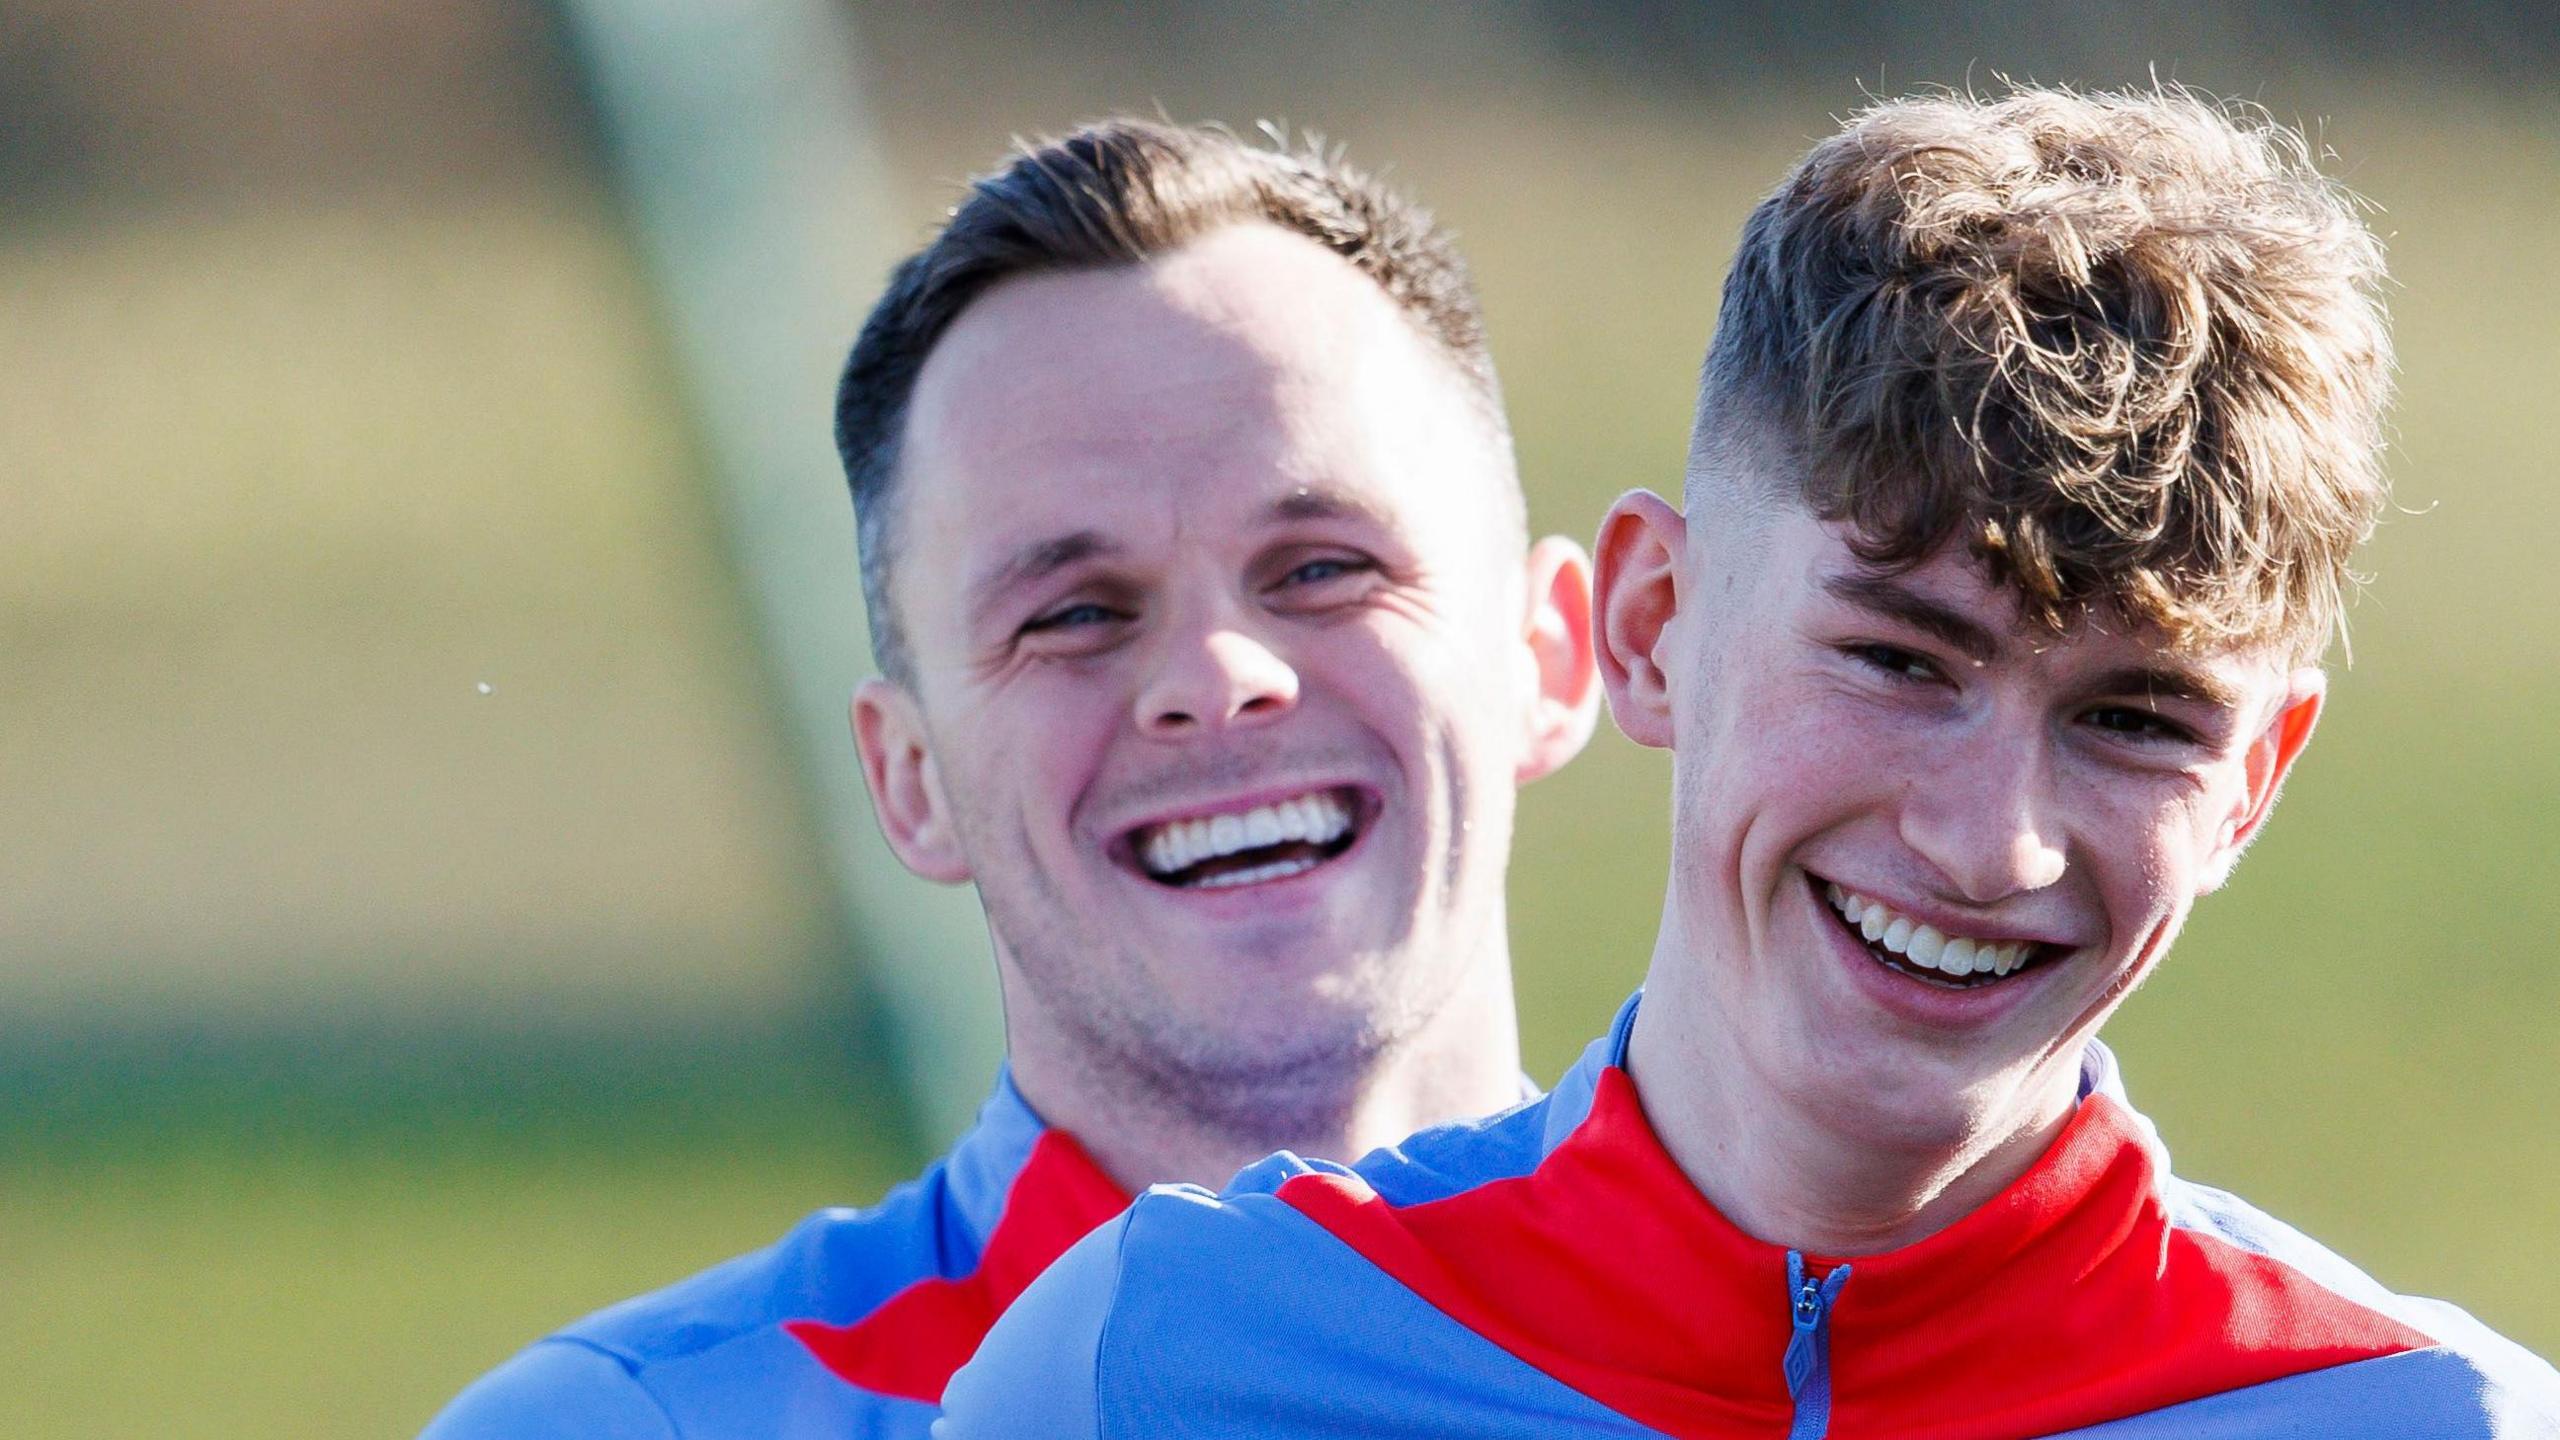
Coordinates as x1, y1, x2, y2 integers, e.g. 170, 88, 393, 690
1624, 925, 2079, 1257
1003, 951, 1525, 1195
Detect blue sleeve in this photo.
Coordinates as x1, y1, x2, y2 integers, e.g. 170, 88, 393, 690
417, 1338, 679, 1440
933, 1209, 1128, 1439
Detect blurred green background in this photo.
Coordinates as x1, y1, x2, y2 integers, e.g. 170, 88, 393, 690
6, 3, 2555, 1434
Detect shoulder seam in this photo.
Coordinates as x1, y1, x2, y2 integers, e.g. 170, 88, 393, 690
536, 1335, 685, 1438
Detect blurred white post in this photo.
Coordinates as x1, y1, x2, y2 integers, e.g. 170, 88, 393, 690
555, 0, 999, 1144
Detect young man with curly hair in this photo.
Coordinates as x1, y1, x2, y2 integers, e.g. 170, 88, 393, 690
940, 87, 2560, 1438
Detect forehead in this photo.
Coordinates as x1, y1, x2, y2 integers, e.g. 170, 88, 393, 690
1693, 396, 2325, 669
895, 224, 1502, 585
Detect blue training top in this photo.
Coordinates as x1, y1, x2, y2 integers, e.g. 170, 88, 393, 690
420, 1069, 1127, 1440
942, 995, 2560, 1438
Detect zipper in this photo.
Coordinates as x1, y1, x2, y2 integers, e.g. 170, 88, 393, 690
1781, 1249, 1852, 1440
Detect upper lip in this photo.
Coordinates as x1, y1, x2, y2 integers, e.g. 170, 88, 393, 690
1812, 872, 2088, 952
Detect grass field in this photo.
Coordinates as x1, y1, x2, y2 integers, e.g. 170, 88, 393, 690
2, 1118, 910, 1437
7, 66, 2556, 1437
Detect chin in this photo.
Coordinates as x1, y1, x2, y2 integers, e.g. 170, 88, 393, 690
1790, 1044, 2008, 1154
1232, 951, 1444, 1056
1144, 991, 1388, 1088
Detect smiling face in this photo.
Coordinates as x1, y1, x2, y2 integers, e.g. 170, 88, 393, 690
853, 224, 1594, 1132
1598, 467, 2323, 1165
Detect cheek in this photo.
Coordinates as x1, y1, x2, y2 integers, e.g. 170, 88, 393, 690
1019, 674, 1122, 743
940, 675, 1124, 835
1329, 618, 1486, 738
1694, 674, 1908, 802
2087, 785, 2228, 936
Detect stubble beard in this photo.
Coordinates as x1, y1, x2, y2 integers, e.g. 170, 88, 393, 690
971, 742, 1490, 1157
1003, 911, 1428, 1154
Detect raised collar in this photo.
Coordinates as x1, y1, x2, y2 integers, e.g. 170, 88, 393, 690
1280, 991, 2426, 1436
788, 1067, 1127, 1404
936, 1064, 1062, 1256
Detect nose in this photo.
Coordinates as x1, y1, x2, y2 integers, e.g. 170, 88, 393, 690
1896, 732, 2068, 904
1134, 623, 1300, 739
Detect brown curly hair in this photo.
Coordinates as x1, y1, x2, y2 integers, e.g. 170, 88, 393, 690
1699, 85, 2393, 658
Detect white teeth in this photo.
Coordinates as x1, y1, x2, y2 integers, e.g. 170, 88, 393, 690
1824, 885, 2041, 982
1135, 790, 1355, 880
1193, 855, 1320, 889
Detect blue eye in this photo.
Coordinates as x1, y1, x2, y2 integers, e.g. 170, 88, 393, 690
1023, 602, 1120, 633
1284, 557, 1361, 586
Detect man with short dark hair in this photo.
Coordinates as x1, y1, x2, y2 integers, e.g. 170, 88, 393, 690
939, 87, 2560, 1438
421, 119, 1599, 1439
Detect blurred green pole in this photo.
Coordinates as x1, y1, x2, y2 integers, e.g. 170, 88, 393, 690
553, 0, 1000, 1145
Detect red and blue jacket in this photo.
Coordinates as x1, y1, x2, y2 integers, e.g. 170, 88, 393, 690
420, 1070, 1129, 1439
942, 996, 2560, 1438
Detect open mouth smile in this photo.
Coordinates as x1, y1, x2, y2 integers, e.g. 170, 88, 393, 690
1122, 786, 1370, 891
1816, 877, 2062, 989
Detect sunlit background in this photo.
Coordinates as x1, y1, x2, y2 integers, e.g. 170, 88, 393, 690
7, 3, 2557, 1434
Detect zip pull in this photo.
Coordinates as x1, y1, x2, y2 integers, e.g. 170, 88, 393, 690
1781, 1250, 1852, 1399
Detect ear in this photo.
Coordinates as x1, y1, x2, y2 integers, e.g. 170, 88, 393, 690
2199, 667, 2324, 893
1514, 534, 1601, 784
1592, 490, 1687, 750
851, 677, 972, 885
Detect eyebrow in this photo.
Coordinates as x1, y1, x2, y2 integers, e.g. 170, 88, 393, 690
1262, 485, 1399, 531
2083, 664, 2247, 711
1822, 573, 2001, 664
1826, 572, 2249, 710
966, 530, 1120, 622
962, 487, 1395, 624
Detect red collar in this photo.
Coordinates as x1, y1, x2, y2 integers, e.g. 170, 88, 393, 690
788, 1128, 1128, 1405
1279, 1067, 2427, 1438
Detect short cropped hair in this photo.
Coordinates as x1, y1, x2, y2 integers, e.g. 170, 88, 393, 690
836, 118, 1504, 684
1699, 85, 2392, 657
